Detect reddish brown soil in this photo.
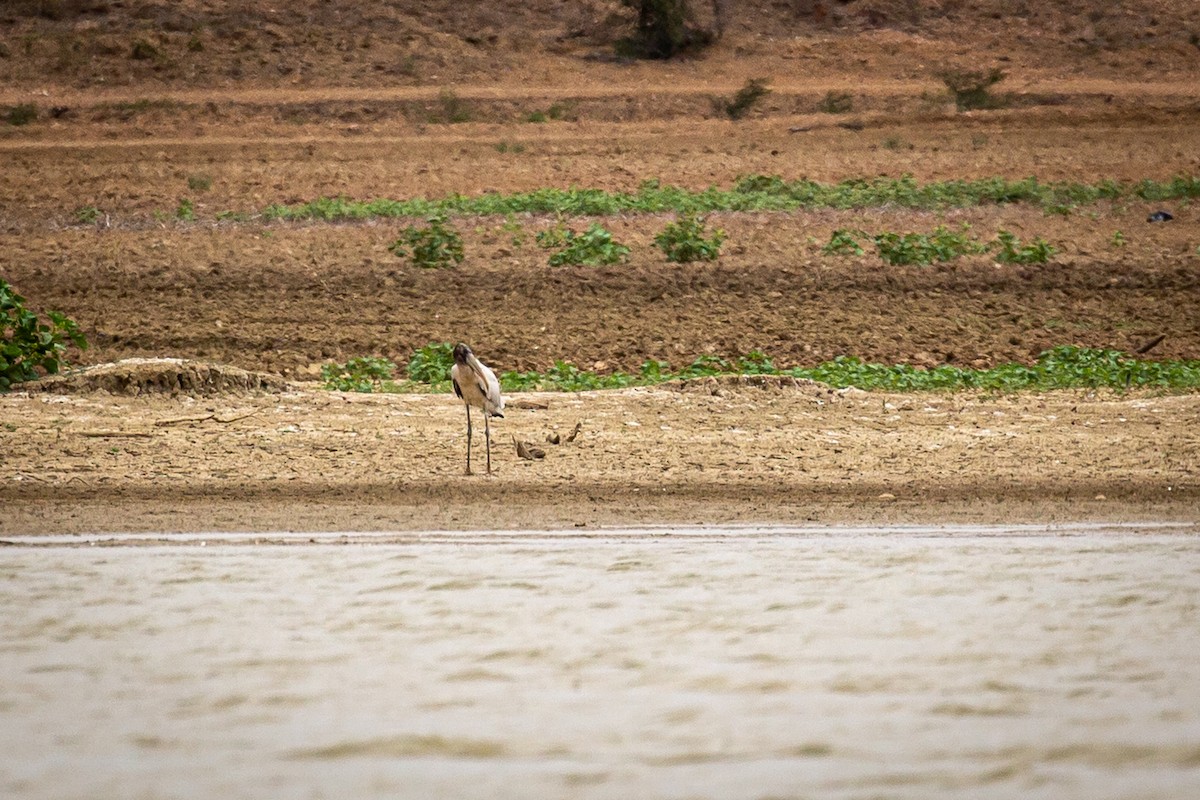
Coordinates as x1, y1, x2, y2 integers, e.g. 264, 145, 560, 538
1, 1, 1198, 533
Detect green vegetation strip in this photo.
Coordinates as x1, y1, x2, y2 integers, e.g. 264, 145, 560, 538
323, 346, 1200, 395
264, 174, 1200, 221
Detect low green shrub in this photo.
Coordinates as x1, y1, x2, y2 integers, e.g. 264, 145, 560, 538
992, 230, 1056, 264
176, 198, 195, 221
1, 278, 88, 391
535, 222, 570, 250
546, 223, 629, 266
433, 89, 471, 123
4, 103, 37, 126
321, 356, 396, 392
654, 213, 725, 262
823, 226, 1057, 266
130, 39, 160, 60
525, 105, 572, 124
716, 78, 772, 120
75, 206, 102, 225
940, 67, 1008, 111
822, 229, 865, 256
187, 173, 212, 192
389, 214, 465, 268
818, 91, 853, 114
406, 342, 455, 383
873, 225, 985, 265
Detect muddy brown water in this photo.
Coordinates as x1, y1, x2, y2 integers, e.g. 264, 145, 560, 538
2, 524, 1199, 799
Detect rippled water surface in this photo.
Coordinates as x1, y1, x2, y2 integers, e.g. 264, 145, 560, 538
3, 525, 1200, 800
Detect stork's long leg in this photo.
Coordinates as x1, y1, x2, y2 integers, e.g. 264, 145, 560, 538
484, 413, 492, 474
465, 404, 473, 475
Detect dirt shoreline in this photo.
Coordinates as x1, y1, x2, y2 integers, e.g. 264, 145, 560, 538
3, 379, 1196, 536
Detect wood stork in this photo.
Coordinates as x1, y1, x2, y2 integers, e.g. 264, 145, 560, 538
450, 343, 505, 475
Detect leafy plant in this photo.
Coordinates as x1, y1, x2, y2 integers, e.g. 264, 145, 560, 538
546, 360, 627, 391
546, 223, 629, 266
873, 225, 985, 266
1110, 230, 1126, 248
823, 229, 865, 256
500, 215, 526, 247
434, 89, 471, 123
992, 230, 1056, 264
535, 221, 570, 249
388, 214, 465, 268
639, 359, 671, 381
406, 342, 455, 384
175, 198, 195, 221
321, 356, 396, 392
940, 67, 1008, 111
737, 350, 776, 374
75, 206, 102, 225
130, 39, 160, 61
716, 77, 771, 120
818, 91, 853, 114
1, 278, 88, 391
494, 140, 525, 154
525, 102, 572, 123
187, 173, 212, 192
654, 213, 725, 262
615, 0, 720, 60
4, 103, 37, 126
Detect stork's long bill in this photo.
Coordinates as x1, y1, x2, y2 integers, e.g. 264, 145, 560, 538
452, 343, 505, 418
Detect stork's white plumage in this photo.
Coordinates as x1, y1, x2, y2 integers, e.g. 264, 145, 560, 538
450, 343, 504, 474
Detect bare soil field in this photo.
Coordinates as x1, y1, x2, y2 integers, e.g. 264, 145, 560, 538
1, 1, 1198, 533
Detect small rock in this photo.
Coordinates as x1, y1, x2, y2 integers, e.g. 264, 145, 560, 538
509, 399, 549, 410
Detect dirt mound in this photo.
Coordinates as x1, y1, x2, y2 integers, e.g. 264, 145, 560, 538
21, 358, 290, 396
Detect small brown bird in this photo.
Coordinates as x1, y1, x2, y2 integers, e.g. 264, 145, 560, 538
564, 421, 583, 443
545, 432, 561, 445
513, 436, 545, 461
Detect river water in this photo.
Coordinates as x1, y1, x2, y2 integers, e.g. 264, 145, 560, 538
2, 524, 1199, 800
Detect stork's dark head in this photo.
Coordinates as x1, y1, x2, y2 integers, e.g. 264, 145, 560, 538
453, 343, 472, 365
